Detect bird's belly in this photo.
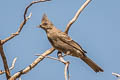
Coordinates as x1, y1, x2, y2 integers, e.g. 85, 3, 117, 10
52, 40, 81, 57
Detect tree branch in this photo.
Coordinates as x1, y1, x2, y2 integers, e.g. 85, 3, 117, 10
64, 0, 91, 34
1, 0, 51, 45
22, 0, 91, 80
1, 13, 32, 45
0, 0, 92, 80
0, 57, 17, 75
9, 57, 17, 70
64, 62, 70, 80
35, 54, 60, 61
112, 72, 120, 77
27, 0, 90, 80
24, 0, 51, 20
36, 51, 70, 80
0, 0, 51, 80
9, 48, 55, 80
0, 40, 11, 79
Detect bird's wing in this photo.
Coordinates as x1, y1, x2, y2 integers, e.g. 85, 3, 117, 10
57, 32, 87, 53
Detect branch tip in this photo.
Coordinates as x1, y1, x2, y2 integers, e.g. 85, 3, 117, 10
27, 13, 32, 19
112, 72, 120, 77
10, 57, 17, 70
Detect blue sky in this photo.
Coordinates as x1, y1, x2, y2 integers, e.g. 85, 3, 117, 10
0, 0, 120, 80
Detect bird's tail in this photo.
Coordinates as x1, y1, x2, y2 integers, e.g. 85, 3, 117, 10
81, 56, 104, 72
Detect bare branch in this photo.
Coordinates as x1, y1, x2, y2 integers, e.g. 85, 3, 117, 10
36, 51, 70, 80
35, 54, 61, 61
57, 52, 70, 80
10, 57, 17, 70
1, 13, 32, 45
0, 0, 51, 80
0, 57, 17, 75
1, 0, 50, 45
0, 41, 11, 79
9, 48, 55, 80
1, 0, 91, 80
64, 0, 91, 34
64, 62, 70, 80
112, 72, 120, 77
17, 13, 32, 33
24, 0, 51, 20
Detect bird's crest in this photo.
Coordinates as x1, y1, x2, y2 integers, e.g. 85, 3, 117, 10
42, 14, 48, 22
41, 13, 53, 26
41, 13, 51, 23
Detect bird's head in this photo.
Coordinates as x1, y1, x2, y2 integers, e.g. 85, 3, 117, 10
38, 14, 54, 31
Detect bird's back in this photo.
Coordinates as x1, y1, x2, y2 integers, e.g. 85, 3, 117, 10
47, 28, 86, 58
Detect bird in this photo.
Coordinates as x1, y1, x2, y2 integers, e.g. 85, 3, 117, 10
38, 14, 104, 72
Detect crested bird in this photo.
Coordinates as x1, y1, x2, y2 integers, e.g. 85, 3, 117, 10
38, 14, 104, 72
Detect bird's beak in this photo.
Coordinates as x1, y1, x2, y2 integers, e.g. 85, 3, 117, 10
37, 24, 41, 28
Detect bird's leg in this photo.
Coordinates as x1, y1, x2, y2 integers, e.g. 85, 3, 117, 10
57, 51, 67, 63
57, 51, 63, 57
57, 51, 69, 64
57, 51, 65, 63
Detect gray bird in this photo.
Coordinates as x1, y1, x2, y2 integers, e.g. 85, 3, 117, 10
38, 14, 104, 72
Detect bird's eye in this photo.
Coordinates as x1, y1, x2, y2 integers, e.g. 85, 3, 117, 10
43, 23, 48, 26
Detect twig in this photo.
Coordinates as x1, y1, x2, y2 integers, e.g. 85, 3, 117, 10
0, 57, 17, 75
9, 48, 55, 80
1, 12, 32, 45
35, 54, 60, 61
112, 72, 120, 77
1, 0, 91, 80
1, 0, 51, 45
24, 0, 51, 20
0, 0, 51, 80
9, 57, 17, 70
64, 0, 91, 34
16, 13, 32, 34
36, 52, 70, 80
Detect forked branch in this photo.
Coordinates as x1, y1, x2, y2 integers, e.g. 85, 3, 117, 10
1, 13, 32, 45
9, 48, 55, 80
0, 0, 51, 80
1, 0, 51, 45
24, 0, 51, 20
0, 0, 92, 80
0, 57, 17, 75
36, 51, 70, 80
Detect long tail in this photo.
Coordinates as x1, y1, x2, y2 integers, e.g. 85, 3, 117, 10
81, 56, 104, 72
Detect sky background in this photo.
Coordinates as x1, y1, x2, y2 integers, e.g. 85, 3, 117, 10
0, 0, 120, 80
